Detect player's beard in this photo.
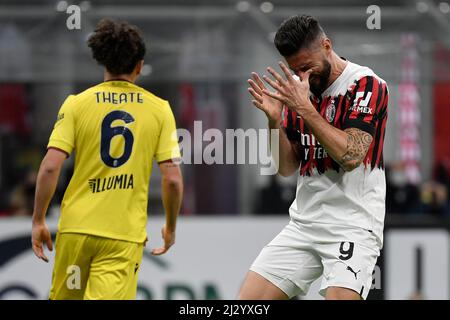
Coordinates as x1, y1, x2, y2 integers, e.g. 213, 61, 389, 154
309, 59, 332, 97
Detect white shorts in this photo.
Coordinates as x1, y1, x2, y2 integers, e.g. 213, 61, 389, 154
249, 220, 380, 300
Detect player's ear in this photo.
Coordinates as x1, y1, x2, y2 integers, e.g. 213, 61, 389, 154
135, 60, 144, 75
322, 38, 332, 55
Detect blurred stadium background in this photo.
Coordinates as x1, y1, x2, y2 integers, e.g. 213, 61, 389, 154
0, 0, 450, 300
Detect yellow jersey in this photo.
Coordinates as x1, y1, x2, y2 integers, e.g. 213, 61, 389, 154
47, 80, 180, 243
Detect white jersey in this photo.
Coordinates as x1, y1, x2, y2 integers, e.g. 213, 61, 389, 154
283, 60, 389, 248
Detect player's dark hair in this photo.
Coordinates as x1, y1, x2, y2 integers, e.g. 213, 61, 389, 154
274, 15, 325, 57
87, 19, 146, 75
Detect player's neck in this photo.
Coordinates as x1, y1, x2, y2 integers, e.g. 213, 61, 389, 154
327, 52, 348, 87
104, 71, 137, 84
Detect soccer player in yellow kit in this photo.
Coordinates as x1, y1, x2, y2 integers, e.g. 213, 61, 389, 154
31, 19, 183, 300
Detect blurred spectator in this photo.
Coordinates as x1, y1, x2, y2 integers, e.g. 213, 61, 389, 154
434, 160, 450, 190
385, 162, 421, 214
255, 175, 296, 215
420, 181, 448, 216
386, 161, 450, 216
420, 160, 450, 216
0, 84, 31, 135
9, 170, 36, 216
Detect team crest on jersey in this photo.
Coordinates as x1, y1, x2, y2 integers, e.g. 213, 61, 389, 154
325, 101, 336, 123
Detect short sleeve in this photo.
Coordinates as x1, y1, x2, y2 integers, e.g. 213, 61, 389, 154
342, 76, 389, 136
47, 95, 76, 156
155, 102, 181, 162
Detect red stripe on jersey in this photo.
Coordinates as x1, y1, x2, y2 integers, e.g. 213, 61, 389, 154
300, 128, 316, 176
363, 78, 380, 123
334, 95, 346, 126
292, 110, 298, 129
375, 110, 387, 167
379, 83, 389, 118
369, 84, 388, 169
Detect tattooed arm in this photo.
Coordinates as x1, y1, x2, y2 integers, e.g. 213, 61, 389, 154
295, 107, 373, 172
339, 128, 373, 171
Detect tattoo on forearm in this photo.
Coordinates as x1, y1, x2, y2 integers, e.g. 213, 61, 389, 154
339, 128, 373, 169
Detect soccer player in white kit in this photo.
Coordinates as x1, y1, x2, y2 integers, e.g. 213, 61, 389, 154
239, 15, 388, 300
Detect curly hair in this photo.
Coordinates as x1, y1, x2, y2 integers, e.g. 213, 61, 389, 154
274, 15, 325, 57
87, 19, 146, 75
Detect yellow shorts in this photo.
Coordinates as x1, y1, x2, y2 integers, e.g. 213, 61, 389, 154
49, 232, 144, 300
